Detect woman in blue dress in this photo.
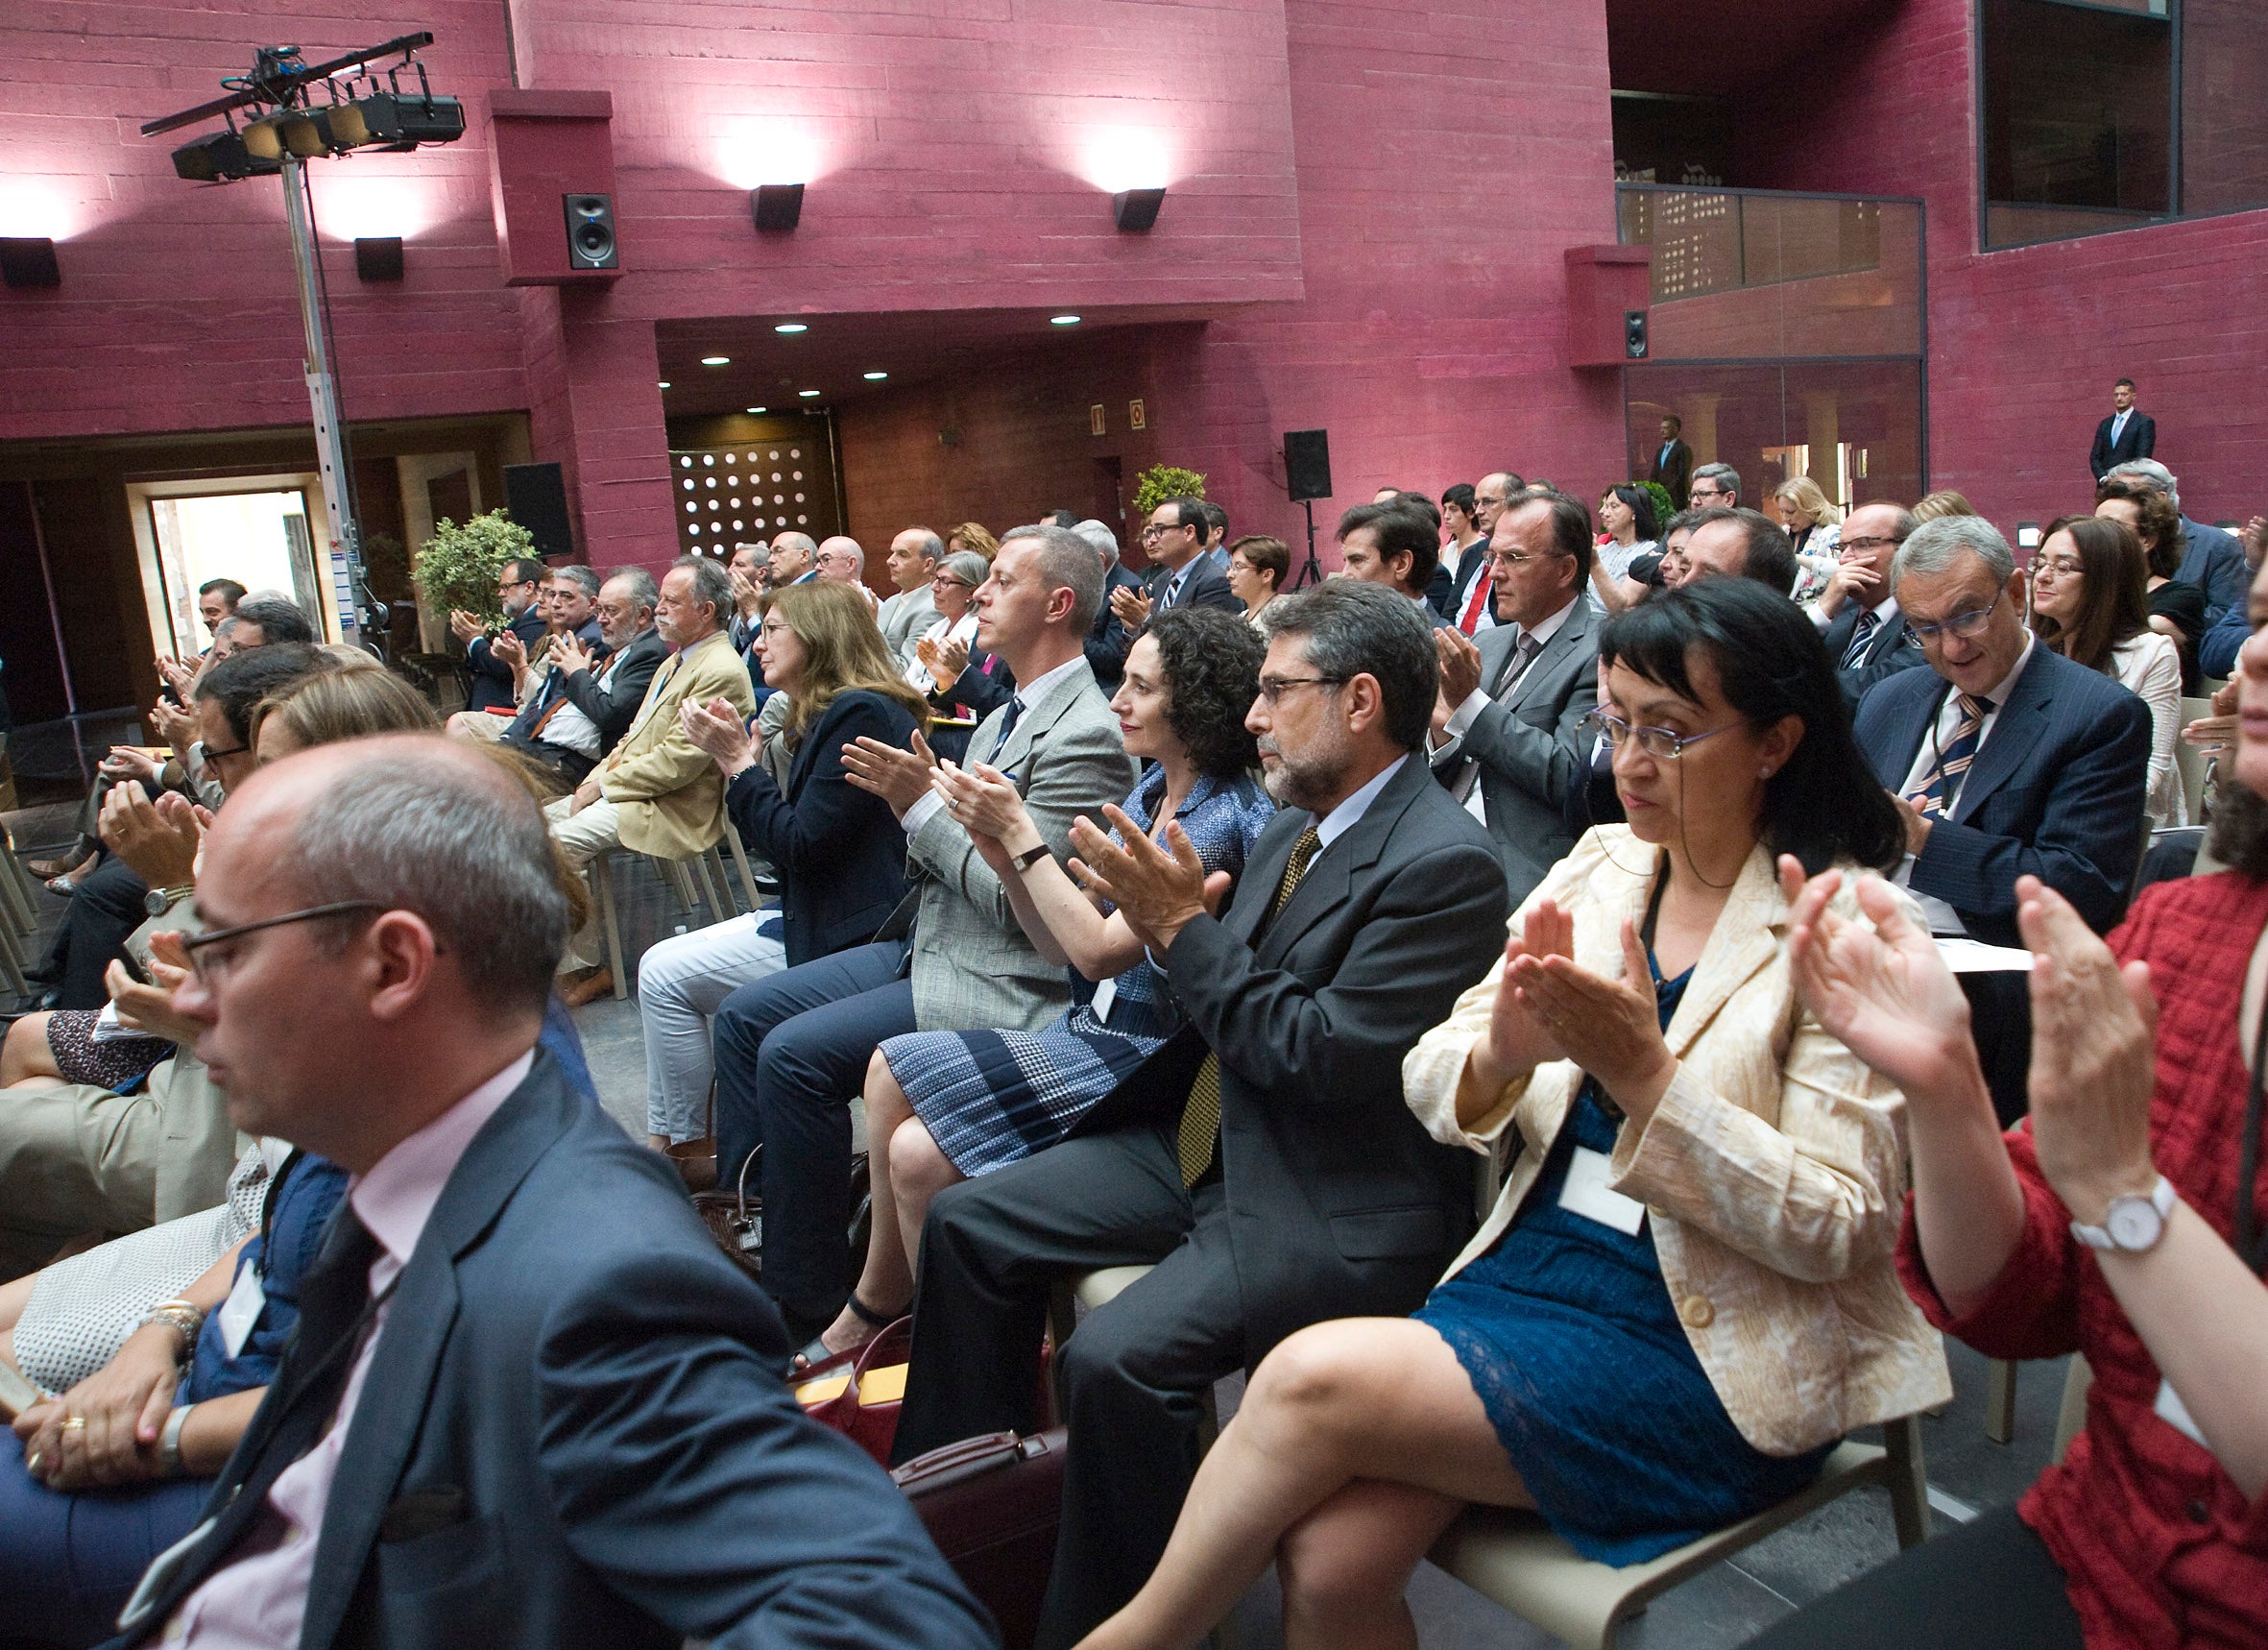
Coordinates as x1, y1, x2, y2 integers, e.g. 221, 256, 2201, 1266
804, 607, 1275, 1364
1078, 578, 1952, 1649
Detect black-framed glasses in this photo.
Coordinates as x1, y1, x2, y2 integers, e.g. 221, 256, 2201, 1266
1689, 487, 1733, 502
1905, 592, 2000, 645
201, 740, 250, 761
180, 900, 388, 983
1255, 674, 1348, 705
1583, 709, 1740, 761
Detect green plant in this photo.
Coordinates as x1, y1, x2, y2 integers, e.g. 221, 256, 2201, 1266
412, 510, 536, 621
1636, 480, 1676, 529
1132, 464, 1206, 518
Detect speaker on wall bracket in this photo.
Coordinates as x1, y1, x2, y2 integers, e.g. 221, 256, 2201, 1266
1625, 309, 1649, 360
564, 194, 618, 270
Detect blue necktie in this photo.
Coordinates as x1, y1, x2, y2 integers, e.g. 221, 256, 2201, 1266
987, 696, 1024, 761
1842, 608, 1881, 669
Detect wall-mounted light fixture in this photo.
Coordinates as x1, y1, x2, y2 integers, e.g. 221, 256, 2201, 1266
1112, 186, 1166, 232
353, 235, 403, 280
1050, 314, 1081, 327
0, 237, 62, 288
751, 182, 804, 231
775, 322, 808, 334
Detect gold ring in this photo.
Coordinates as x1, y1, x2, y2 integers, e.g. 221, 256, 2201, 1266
60, 1416, 85, 1433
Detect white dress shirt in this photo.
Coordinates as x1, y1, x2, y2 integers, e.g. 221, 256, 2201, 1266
535, 649, 625, 758
1435, 596, 1579, 825
172, 1049, 538, 1647
1893, 636, 2033, 934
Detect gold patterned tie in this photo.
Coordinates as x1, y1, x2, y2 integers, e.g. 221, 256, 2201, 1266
1176, 825, 1323, 1186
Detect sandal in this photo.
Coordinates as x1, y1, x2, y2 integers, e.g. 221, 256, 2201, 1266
789, 1291, 905, 1375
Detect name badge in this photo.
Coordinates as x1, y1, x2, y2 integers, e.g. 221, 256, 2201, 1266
1090, 977, 1119, 1025
1558, 1146, 1647, 1236
216, 1263, 266, 1359
2155, 1377, 2211, 1453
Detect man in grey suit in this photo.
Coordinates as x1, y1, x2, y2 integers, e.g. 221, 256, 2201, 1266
1426, 490, 1601, 903
711, 524, 1136, 1346
892, 581, 1509, 1647
105, 737, 990, 1650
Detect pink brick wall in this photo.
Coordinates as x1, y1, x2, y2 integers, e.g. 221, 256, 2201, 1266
1739, 0, 2268, 530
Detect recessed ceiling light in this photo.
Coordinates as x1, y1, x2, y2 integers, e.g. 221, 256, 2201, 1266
658, 380, 671, 389
775, 322, 808, 334
1050, 314, 1081, 326
863, 371, 887, 380
798, 389, 822, 398
746, 405, 766, 414
701, 354, 731, 366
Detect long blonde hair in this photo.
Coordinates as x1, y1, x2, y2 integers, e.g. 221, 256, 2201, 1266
253, 665, 439, 749
761, 581, 931, 744
1774, 474, 1843, 530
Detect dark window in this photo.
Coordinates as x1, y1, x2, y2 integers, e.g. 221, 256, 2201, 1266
1981, 0, 2268, 248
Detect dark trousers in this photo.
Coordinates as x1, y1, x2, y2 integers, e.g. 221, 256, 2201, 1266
711, 940, 913, 1328
1747, 1504, 2082, 1648
892, 1128, 1244, 1650
38, 856, 149, 1009
1961, 969, 2034, 1128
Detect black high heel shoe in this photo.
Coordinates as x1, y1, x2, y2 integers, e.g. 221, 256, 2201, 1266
789, 1290, 905, 1376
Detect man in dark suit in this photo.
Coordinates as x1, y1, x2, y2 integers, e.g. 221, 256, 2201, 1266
1810, 501, 1929, 709
1428, 490, 1601, 903
1336, 499, 1448, 624
448, 557, 548, 714
1074, 518, 1144, 691
107, 736, 991, 1650
1649, 414, 1693, 506
892, 581, 1509, 1647
1854, 515, 2151, 1121
1113, 497, 1241, 643
490, 569, 668, 786
2089, 376, 2156, 481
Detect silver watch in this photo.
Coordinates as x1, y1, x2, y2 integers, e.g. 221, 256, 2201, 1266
2069, 1176, 2176, 1254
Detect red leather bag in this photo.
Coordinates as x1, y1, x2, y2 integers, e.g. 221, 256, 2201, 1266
796, 1316, 913, 1466
891, 1428, 1068, 1650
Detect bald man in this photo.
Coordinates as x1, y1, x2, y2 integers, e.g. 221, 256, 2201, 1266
104, 735, 991, 1650
767, 532, 819, 588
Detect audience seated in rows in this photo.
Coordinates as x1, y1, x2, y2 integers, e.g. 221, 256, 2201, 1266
447, 556, 549, 714
821, 607, 1273, 1364
1075, 577, 1947, 1650
637, 580, 928, 1150
1750, 557, 2268, 1645
1111, 497, 1238, 647
545, 555, 758, 1004
2103, 456, 2249, 622
712, 524, 1136, 1350
891, 579, 1509, 1646
906, 549, 992, 761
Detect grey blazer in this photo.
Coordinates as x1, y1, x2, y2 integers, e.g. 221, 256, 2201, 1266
1429, 602, 1601, 905
905, 657, 1137, 1031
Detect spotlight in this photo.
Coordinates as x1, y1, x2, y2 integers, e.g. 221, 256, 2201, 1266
659, 380, 671, 389
702, 355, 731, 366
171, 130, 279, 182
798, 389, 821, 398
353, 235, 404, 280
751, 182, 805, 231
863, 371, 887, 380
1050, 314, 1081, 326
240, 114, 291, 161
746, 405, 766, 413
1112, 186, 1166, 232
0, 238, 61, 289
775, 322, 808, 334
327, 91, 466, 151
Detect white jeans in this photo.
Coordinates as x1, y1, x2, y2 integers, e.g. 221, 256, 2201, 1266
639, 912, 787, 1141
545, 794, 622, 971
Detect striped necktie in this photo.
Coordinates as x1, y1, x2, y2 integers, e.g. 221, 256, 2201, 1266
1842, 608, 1882, 669
1176, 825, 1323, 1186
1906, 692, 1988, 816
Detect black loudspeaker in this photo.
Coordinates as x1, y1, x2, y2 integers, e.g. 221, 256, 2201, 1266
1625, 309, 1649, 360
504, 463, 575, 558
563, 194, 618, 270
1284, 429, 1333, 502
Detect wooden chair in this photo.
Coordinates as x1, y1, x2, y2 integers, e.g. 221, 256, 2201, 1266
1429, 1416, 1932, 1650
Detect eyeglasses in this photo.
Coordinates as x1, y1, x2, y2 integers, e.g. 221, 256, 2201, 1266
1255, 674, 1347, 705
1689, 488, 1733, 502
1487, 549, 1568, 574
1905, 592, 2001, 645
1583, 709, 1741, 761
931, 573, 974, 589
201, 740, 250, 761
1838, 535, 1903, 556
179, 900, 388, 984
2030, 557, 2084, 581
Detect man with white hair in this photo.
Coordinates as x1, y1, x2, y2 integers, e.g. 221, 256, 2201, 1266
1073, 517, 1143, 690
100, 734, 993, 1649
767, 532, 819, 588
2103, 458, 2248, 621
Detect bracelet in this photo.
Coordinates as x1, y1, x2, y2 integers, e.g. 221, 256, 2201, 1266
158, 1402, 195, 1479
142, 1300, 205, 1358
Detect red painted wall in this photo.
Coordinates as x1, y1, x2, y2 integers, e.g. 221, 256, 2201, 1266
1737, 0, 2268, 530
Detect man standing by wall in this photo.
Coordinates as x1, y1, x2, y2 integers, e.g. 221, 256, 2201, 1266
1649, 414, 1693, 505
2089, 376, 2155, 481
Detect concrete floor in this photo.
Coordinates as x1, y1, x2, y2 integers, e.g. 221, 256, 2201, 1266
0, 809, 2070, 1649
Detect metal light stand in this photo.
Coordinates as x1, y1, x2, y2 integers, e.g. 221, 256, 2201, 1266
279, 153, 367, 651
1290, 498, 1326, 590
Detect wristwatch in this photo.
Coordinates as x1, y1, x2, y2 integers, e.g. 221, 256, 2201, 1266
144, 884, 194, 919
2069, 1176, 2177, 1254
1010, 843, 1051, 873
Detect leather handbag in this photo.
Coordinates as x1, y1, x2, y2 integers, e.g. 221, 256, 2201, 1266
798, 1315, 914, 1466
891, 1428, 1068, 1650
689, 1144, 763, 1283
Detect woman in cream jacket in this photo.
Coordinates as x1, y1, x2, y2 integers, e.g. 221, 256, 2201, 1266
1077, 578, 1951, 1650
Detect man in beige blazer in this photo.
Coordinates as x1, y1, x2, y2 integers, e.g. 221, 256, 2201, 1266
548, 555, 757, 999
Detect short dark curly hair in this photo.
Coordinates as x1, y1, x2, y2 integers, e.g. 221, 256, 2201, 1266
1144, 606, 1265, 779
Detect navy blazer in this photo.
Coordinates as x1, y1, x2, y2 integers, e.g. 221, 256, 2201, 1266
2090, 410, 2156, 480
725, 689, 916, 967
1118, 754, 1509, 1360
1085, 562, 1146, 690
1820, 600, 1928, 711
1146, 559, 1242, 617
1854, 644, 2151, 946
2177, 519, 2250, 622
110, 1055, 991, 1650
463, 608, 549, 714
